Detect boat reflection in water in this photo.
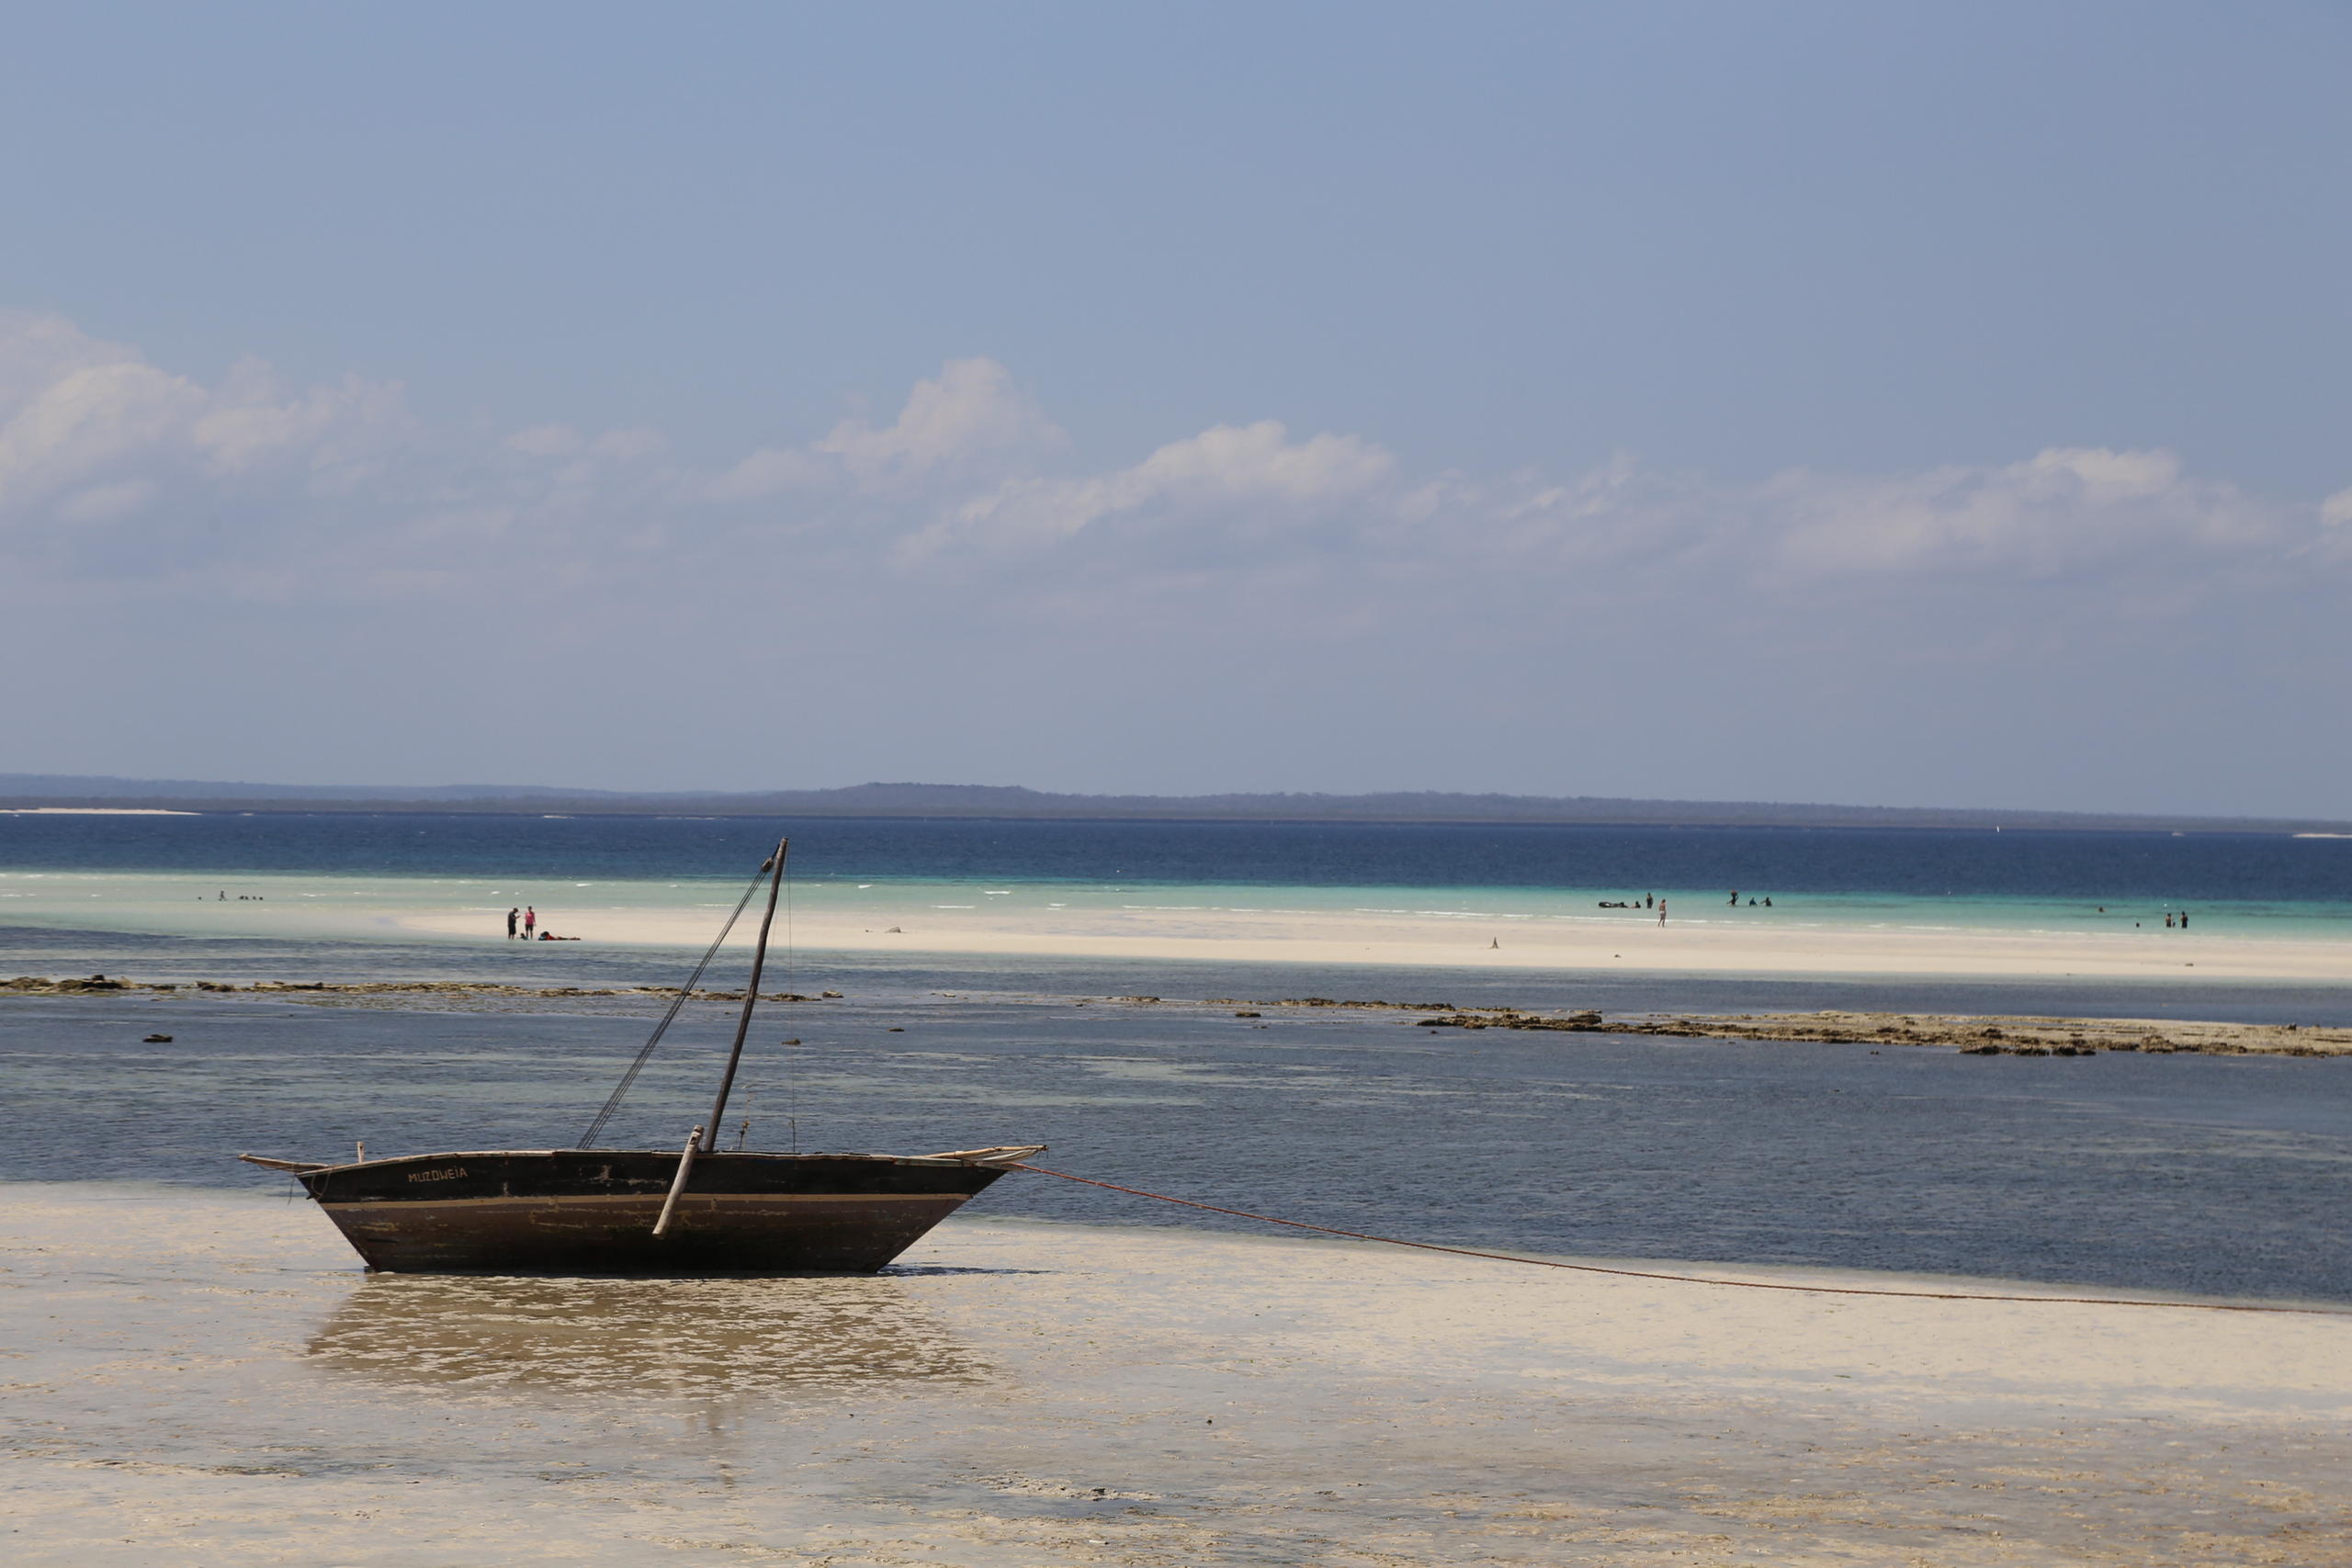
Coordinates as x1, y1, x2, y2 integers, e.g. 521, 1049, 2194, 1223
304, 1272, 988, 1397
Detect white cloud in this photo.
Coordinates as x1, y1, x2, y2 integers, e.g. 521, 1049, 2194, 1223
191, 358, 411, 477
913, 420, 1396, 557
505, 423, 583, 457
704, 444, 824, 502
0, 310, 146, 412
6, 310, 2351, 814
0, 314, 414, 572
0, 310, 2338, 624
0, 358, 206, 512
709, 356, 1067, 502
54, 478, 160, 523
1754, 447, 2282, 581
592, 427, 668, 461
505, 423, 668, 461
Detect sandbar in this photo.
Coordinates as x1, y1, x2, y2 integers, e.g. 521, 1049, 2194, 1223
394, 899, 2352, 983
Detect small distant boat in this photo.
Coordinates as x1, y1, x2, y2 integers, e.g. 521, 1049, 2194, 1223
241, 840, 1041, 1274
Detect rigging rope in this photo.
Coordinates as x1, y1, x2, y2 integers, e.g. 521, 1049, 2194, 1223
576, 861, 770, 1147
784, 855, 798, 1153
1003, 1162, 2352, 1318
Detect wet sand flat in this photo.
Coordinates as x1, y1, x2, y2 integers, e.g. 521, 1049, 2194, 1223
4, 1182, 2349, 1565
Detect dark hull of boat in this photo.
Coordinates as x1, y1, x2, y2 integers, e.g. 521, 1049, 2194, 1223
294, 1150, 1006, 1275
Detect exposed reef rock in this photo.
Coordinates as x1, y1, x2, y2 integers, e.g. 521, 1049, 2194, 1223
1396, 1006, 2350, 1056
0, 976, 835, 1004
7, 975, 2343, 1056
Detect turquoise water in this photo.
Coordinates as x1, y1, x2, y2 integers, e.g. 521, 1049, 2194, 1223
4, 868, 2346, 956
5, 811, 2350, 948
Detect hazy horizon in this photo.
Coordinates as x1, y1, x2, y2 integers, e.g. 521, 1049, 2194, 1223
3, 4, 2346, 817
8, 770, 2350, 831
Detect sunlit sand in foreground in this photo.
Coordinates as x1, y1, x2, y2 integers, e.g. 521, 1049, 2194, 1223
4, 1183, 2346, 1565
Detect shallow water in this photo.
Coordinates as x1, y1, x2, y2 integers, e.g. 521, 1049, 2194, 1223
6, 985, 2349, 1303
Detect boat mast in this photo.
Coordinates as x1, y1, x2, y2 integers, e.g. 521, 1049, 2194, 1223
704, 837, 788, 1145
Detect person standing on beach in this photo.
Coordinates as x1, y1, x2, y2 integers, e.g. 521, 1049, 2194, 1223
506, 907, 519, 940
1657, 898, 1668, 926
524, 906, 537, 938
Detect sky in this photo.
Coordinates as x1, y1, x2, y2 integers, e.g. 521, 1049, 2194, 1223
1, 1, 2347, 816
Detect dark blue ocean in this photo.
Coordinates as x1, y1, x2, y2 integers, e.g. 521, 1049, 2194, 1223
6, 809, 2352, 903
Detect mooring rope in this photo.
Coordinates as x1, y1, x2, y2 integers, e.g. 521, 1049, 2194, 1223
1004, 1162, 2352, 1318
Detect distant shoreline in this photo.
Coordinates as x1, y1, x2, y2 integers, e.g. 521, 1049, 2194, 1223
0, 807, 199, 817
4, 774, 2346, 836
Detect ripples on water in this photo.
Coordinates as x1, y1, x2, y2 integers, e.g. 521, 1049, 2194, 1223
4, 986, 2348, 1303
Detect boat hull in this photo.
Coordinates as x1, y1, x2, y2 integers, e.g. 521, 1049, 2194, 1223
294, 1150, 1007, 1275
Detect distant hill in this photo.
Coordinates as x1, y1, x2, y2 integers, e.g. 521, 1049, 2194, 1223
1, 774, 2344, 835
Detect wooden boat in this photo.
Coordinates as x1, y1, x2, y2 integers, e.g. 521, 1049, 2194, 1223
240, 840, 1041, 1275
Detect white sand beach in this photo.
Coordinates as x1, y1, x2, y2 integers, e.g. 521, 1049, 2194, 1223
4, 1182, 2347, 1565
8, 863, 2343, 984
398, 898, 2352, 982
